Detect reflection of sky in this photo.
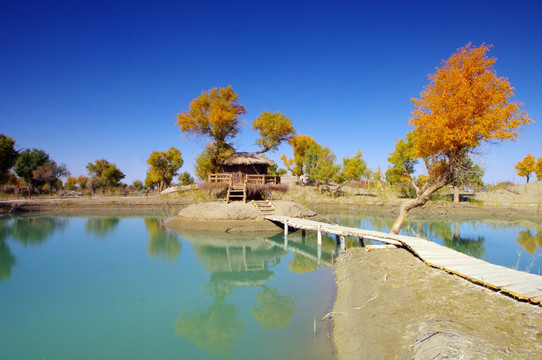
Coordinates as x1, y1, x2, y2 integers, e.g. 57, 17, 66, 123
325, 212, 542, 275
0, 215, 335, 360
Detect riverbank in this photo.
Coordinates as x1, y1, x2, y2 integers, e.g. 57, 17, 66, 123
332, 247, 542, 359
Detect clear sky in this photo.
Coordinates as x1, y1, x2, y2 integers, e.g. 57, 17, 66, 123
1, 0, 541, 185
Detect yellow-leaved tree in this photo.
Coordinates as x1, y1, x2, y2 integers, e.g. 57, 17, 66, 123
390, 43, 531, 234
176, 86, 246, 177
515, 153, 536, 183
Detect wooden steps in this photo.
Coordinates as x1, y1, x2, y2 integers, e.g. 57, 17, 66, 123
227, 184, 246, 203
252, 200, 275, 214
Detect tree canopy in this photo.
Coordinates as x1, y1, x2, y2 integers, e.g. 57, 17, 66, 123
145, 147, 184, 192
0, 134, 18, 184
282, 135, 316, 176
176, 86, 245, 163
14, 148, 50, 190
303, 143, 340, 185
515, 153, 536, 183
86, 159, 125, 193
252, 111, 296, 154
389, 43, 531, 234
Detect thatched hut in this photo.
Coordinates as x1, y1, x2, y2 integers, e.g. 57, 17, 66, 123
218, 152, 274, 176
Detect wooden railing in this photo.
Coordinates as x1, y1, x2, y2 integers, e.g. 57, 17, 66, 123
208, 173, 233, 184
208, 173, 280, 185
245, 174, 281, 184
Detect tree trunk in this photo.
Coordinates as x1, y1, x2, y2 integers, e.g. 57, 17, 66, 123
453, 186, 460, 203
390, 176, 451, 235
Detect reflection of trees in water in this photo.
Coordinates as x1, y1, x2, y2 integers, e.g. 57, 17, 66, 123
144, 218, 181, 261
0, 216, 69, 281
0, 240, 16, 282
516, 231, 542, 255
85, 217, 119, 238
11, 217, 68, 246
175, 282, 246, 357
251, 286, 296, 329
288, 252, 318, 273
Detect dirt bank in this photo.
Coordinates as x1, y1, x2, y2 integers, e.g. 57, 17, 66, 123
165, 200, 326, 232
332, 247, 542, 359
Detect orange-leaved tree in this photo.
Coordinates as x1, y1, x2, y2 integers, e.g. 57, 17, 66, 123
515, 153, 536, 183
176, 86, 246, 176
390, 43, 531, 234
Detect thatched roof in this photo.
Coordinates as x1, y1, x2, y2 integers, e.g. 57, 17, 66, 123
219, 152, 275, 166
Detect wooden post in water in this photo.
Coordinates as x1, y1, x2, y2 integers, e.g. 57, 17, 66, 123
317, 227, 322, 246
284, 220, 288, 249
340, 236, 346, 251
358, 237, 365, 248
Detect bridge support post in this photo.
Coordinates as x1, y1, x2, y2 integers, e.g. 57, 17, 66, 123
340, 236, 346, 251
317, 227, 322, 246
284, 221, 288, 249
358, 237, 365, 248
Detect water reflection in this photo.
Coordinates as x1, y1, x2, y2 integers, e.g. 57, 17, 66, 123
322, 210, 542, 272
516, 231, 542, 255
175, 281, 246, 357
0, 216, 69, 282
85, 217, 119, 238
11, 216, 68, 246
144, 219, 181, 261
251, 286, 296, 329
0, 240, 16, 282
173, 231, 310, 355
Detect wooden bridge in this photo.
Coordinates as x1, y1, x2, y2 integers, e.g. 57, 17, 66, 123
265, 215, 542, 305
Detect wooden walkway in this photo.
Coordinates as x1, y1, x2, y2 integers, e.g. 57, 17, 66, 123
265, 215, 542, 305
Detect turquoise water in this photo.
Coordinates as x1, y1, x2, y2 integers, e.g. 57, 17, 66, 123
0, 214, 336, 360
2, 211, 541, 359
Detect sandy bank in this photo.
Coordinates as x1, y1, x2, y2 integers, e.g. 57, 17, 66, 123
165, 200, 326, 233
332, 247, 542, 359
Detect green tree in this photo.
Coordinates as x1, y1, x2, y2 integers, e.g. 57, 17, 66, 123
339, 150, 371, 184
14, 148, 50, 192
145, 147, 184, 192
252, 111, 296, 154
389, 44, 531, 234
178, 171, 195, 185
304, 143, 340, 186
386, 134, 417, 186
132, 180, 145, 191
515, 153, 536, 183
0, 134, 18, 184
450, 157, 485, 202
86, 159, 125, 194
194, 142, 227, 180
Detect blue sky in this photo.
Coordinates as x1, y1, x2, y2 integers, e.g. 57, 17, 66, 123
1, 0, 541, 184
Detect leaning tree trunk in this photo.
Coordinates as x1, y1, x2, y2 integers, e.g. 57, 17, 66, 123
390, 176, 451, 235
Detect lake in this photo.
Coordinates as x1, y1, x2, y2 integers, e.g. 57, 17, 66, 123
1, 210, 541, 359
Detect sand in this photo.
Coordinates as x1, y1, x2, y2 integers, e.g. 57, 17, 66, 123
332, 248, 542, 359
